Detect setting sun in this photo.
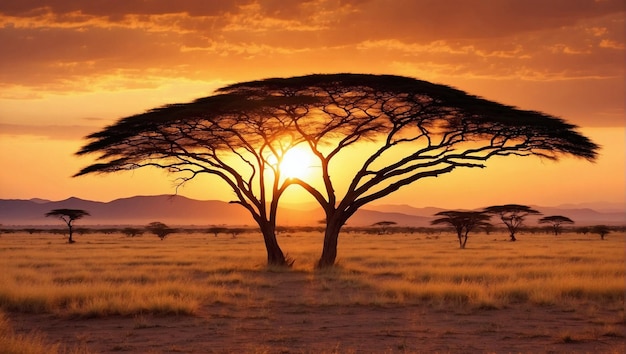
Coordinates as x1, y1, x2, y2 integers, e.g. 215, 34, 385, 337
279, 146, 315, 179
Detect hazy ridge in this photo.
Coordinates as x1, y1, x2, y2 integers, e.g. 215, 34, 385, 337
0, 195, 624, 227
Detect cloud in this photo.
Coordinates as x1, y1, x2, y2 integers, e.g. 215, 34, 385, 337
0, 123, 97, 140
0, 0, 623, 127
0, 1, 245, 17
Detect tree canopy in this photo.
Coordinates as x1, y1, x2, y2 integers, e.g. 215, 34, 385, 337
75, 73, 599, 267
146, 221, 175, 240
431, 211, 491, 248
484, 204, 541, 241
590, 225, 611, 240
538, 215, 575, 235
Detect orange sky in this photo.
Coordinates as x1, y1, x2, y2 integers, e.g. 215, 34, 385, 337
0, 0, 624, 209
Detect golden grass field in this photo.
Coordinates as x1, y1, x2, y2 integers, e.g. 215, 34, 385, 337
1, 229, 624, 353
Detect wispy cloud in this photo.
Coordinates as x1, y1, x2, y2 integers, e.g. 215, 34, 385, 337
0, 0, 623, 126
0, 123, 98, 140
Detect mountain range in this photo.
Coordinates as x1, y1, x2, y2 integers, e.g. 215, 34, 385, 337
0, 195, 624, 227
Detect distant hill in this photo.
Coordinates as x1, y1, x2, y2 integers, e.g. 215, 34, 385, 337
0, 195, 624, 227
368, 203, 626, 226
0, 195, 254, 226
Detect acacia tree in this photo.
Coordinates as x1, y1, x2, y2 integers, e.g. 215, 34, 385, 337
590, 225, 611, 240
372, 221, 397, 234
483, 204, 541, 241
44, 209, 90, 243
431, 211, 491, 248
76, 74, 598, 268
146, 221, 175, 240
538, 215, 574, 235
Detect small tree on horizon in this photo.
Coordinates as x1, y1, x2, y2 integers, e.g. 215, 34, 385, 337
206, 226, 227, 237
483, 204, 541, 241
44, 209, 90, 243
538, 215, 575, 235
590, 225, 611, 240
372, 221, 397, 234
431, 211, 492, 249
146, 222, 175, 240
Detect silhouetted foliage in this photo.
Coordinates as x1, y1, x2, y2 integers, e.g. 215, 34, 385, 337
44, 209, 90, 243
75, 73, 598, 267
483, 204, 541, 241
206, 227, 228, 237
538, 215, 574, 235
229, 228, 245, 239
121, 227, 143, 237
146, 222, 174, 240
431, 211, 491, 248
372, 221, 397, 234
576, 226, 590, 235
590, 225, 611, 240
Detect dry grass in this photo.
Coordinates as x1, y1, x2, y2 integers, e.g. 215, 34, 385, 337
1, 230, 624, 353
0, 230, 624, 317
0, 310, 93, 354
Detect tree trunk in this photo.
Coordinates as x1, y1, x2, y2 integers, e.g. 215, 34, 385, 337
510, 232, 517, 241
317, 219, 342, 268
461, 234, 468, 249
457, 234, 463, 249
259, 223, 288, 267
68, 224, 75, 243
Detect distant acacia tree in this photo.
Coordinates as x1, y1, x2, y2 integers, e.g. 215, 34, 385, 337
372, 221, 397, 234
44, 209, 90, 243
431, 211, 491, 248
538, 215, 574, 235
229, 228, 245, 239
146, 222, 175, 240
206, 227, 227, 237
576, 226, 590, 235
75, 74, 598, 268
483, 204, 541, 241
590, 225, 611, 240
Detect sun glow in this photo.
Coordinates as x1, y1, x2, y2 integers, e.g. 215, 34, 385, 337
277, 146, 314, 179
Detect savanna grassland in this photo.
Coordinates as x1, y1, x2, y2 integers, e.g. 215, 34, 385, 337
1, 229, 624, 353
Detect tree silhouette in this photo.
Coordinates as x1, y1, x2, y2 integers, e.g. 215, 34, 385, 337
431, 211, 491, 248
75, 74, 598, 267
44, 209, 90, 243
590, 225, 611, 240
121, 227, 143, 237
538, 215, 574, 235
372, 221, 397, 234
146, 222, 174, 240
483, 204, 541, 241
206, 226, 227, 237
